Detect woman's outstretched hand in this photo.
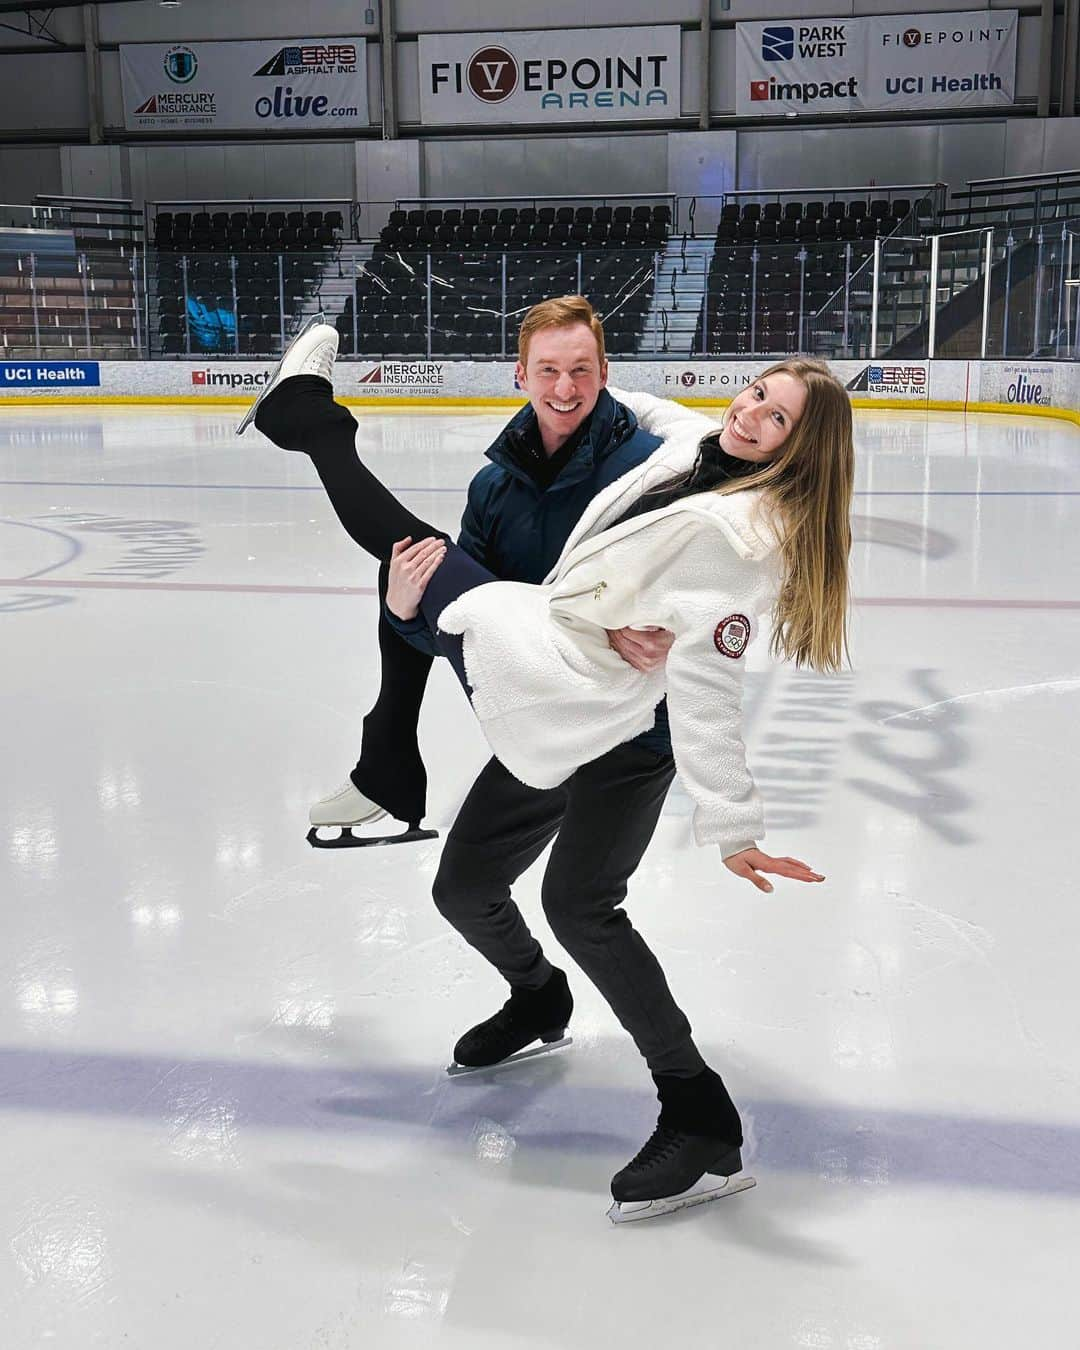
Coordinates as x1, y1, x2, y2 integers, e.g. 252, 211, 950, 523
723, 848, 825, 893
386, 536, 447, 621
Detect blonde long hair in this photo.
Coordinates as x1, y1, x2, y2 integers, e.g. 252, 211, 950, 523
713, 358, 854, 673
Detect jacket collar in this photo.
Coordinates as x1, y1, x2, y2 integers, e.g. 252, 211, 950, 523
545, 439, 779, 581
485, 388, 634, 491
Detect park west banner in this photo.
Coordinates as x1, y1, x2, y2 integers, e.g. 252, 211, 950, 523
418, 26, 680, 125
736, 10, 1017, 116
120, 37, 369, 131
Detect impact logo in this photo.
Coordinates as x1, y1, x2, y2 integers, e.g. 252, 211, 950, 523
191, 369, 272, 389
467, 45, 518, 102
164, 45, 198, 84
356, 363, 445, 394
762, 27, 795, 61
253, 44, 358, 76
846, 365, 928, 395
750, 75, 857, 103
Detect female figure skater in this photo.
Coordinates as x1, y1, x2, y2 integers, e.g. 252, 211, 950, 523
246, 323, 854, 1221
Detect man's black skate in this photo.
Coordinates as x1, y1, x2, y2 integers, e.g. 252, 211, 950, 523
447, 968, 573, 1077
608, 1067, 756, 1223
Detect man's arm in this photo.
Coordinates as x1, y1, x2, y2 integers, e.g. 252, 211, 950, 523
384, 470, 494, 654
608, 386, 720, 440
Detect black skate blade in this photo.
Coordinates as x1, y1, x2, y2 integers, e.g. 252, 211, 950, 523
306, 824, 438, 849
446, 1035, 572, 1078
606, 1172, 756, 1225
235, 311, 326, 436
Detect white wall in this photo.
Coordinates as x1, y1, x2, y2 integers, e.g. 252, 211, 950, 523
0, 147, 64, 205
128, 141, 358, 209
96, 0, 379, 43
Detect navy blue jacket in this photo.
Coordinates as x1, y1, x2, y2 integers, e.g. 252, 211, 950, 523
388, 388, 672, 755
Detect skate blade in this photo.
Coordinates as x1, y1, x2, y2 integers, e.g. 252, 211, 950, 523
446, 1036, 572, 1078
607, 1172, 756, 1225
235, 311, 326, 436
306, 825, 438, 849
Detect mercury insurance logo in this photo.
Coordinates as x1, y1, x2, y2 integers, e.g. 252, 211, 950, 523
467, 46, 519, 102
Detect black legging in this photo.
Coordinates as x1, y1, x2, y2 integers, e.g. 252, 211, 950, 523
255, 374, 493, 693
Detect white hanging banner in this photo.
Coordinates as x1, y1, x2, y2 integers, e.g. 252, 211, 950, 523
120, 37, 370, 132
736, 10, 1017, 116
418, 26, 681, 126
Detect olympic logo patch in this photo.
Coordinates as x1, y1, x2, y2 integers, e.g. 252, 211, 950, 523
714, 614, 751, 659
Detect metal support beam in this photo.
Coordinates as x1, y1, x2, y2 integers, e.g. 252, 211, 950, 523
1062, 0, 1079, 118
980, 228, 993, 358
82, 4, 102, 145
1038, 0, 1055, 117
698, 0, 711, 131
870, 237, 881, 358
380, 0, 397, 140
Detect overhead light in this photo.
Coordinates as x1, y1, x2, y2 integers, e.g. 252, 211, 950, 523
160, 1, 182, 7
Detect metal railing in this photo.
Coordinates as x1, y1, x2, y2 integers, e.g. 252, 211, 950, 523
2, 229, 1078, 363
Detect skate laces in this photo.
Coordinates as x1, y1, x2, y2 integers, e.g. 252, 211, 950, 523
628, 1125, 684, 1172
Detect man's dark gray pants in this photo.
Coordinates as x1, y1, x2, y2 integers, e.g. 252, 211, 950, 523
433, 747, 708, 1078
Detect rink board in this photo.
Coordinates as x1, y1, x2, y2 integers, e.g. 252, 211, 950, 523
0, 358, 1077, 425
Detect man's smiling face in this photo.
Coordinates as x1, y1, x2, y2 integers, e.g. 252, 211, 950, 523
515, 323, 608, 456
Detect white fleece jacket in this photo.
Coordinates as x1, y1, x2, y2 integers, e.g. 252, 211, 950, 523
437, 388, 780, 858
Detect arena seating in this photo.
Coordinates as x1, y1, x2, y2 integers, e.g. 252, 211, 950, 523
149, 207, 345, 354
0, 247, 139, 357
695, 195, 930, 356
333, 245, 658, 358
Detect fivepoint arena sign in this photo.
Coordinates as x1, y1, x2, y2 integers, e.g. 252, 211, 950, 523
418, 26, 681, 126
736, 9, 1017, 116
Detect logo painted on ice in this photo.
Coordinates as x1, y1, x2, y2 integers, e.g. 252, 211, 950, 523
714, 614, 751, 659
164, 45, 198, 83
762, 27, 795, 61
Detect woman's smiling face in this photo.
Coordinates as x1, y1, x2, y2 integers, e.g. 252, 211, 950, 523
719, 372, 807, 462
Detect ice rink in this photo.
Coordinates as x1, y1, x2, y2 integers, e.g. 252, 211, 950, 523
2, 400, 1079, 1349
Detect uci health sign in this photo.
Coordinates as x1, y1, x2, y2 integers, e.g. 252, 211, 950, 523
1, 361, 101, 388
419, 26, 680, 125
736, 10, 1017, 116
120, 37, 369, 131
